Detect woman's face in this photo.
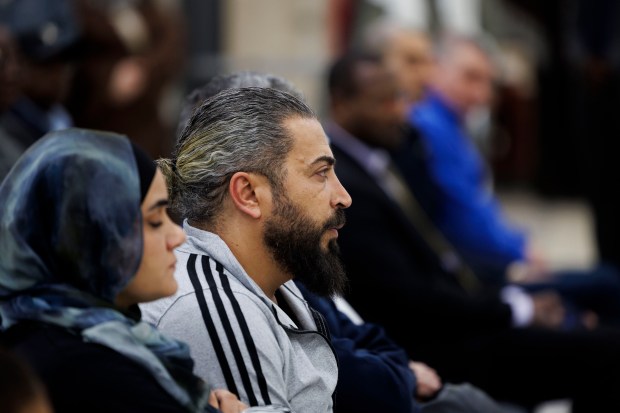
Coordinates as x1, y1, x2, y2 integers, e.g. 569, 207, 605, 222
115, 169, 186, 308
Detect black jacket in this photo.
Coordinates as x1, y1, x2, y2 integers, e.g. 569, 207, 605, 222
331, 139, 513, 371
1, 322, 220, 413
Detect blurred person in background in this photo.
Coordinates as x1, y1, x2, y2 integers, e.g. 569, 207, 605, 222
406, 33, 620, 322
295, 280, 518, 413
363, 19, 434, 108
362, 21, 445, 221
0, 0, 83, 180
326, 50, 620, 413
409, 33, 535, 279
66, 0, 187, 159
351, 0, 543, 170
367, 22, 620, 329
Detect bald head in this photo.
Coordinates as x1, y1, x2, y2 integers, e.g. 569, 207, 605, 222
328, 52, 406, 150
363, 19, 434, 103
384, 29, 433, 103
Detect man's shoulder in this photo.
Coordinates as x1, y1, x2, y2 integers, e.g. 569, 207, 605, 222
411, 97, 460, 137
141, 249, 272, 327
140, 249, 220, 325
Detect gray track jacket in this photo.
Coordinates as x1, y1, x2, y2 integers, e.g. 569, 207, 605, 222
141, 223, 338, 413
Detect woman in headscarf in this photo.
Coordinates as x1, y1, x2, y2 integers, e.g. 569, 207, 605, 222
0, 128, 248, 413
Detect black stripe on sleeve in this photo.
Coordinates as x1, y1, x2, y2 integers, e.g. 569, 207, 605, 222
214, 259, 272, 405
199, 256, 260, 406
186, 254, 239, 397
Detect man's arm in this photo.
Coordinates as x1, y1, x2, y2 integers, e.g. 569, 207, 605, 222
411, 108, 528, 273
152, 292, 291, 410
296, 281, 419, 413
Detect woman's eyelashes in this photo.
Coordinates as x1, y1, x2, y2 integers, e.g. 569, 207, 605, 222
148, 221, 163, 229
146, 210, 165, 229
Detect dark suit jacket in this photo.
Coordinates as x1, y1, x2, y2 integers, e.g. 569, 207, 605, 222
331, 139, 513, 371
390, 126, 445, 223
294, 281, 419, 413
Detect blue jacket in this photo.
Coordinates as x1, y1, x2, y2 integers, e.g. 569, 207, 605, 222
409, 91, 527, 273
294, 281, 419, 413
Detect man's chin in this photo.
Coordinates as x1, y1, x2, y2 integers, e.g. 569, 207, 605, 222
298, 260, 348, 297
299, 278, 345, 298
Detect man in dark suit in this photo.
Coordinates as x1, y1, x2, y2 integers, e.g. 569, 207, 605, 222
325, 51, 620, 412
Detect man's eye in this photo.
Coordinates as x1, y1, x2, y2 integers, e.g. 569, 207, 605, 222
148, 221, 163, 229
317, 168, 329, 178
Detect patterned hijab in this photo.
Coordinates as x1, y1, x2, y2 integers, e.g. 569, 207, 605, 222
0, 128, 211, 412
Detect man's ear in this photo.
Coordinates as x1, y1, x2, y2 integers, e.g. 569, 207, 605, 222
228, 172, 268, 219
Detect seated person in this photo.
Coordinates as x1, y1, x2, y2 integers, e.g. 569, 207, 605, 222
180, 70, 516, 413
295, 281, 518, 413
141, 88, 346, 412
326, 51, 620, 412
396, 33, 620, 326
0, 128, 251, 413
407, 33, 548, 280
0, 0, 82, 181
363, 22, 620, 327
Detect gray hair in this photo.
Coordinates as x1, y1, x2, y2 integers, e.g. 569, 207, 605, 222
161, 87, 316, 228
433, 32, 503, 73
177, 71, 305, 139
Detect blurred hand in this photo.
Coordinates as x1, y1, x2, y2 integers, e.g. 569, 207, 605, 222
208, 389, 248, 413
581, 310, 599, 330
108, 57, 148, 105
530, 291, 565, 329
506, 254, 550, 284
409, 360, 442, 399
526, 245, 549, 271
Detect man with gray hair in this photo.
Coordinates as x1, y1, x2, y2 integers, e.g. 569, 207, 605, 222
172, 71, 523, 413
141, 87, 351, 413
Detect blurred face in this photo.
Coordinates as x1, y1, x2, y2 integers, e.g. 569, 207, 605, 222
263, 117, 352, 296
384, 30, 434, 103
19, 57, 75, 108
115, 169, 186, 308
433, 42, 495, 114
345, 63, 407, 150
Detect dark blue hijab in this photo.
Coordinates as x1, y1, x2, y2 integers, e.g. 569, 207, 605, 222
0, 128, 211, 411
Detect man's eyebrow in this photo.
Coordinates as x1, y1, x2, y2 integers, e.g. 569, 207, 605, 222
310, 155, 336, 166
147, 199, 169, 211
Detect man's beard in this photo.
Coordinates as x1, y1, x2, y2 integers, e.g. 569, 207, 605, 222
263, 192, 348, 297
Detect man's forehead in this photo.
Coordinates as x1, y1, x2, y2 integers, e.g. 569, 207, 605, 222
395, 30, 430, 51
355, 62, 386, 83
283, 117, 333, 164
355, 63, 397, 89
